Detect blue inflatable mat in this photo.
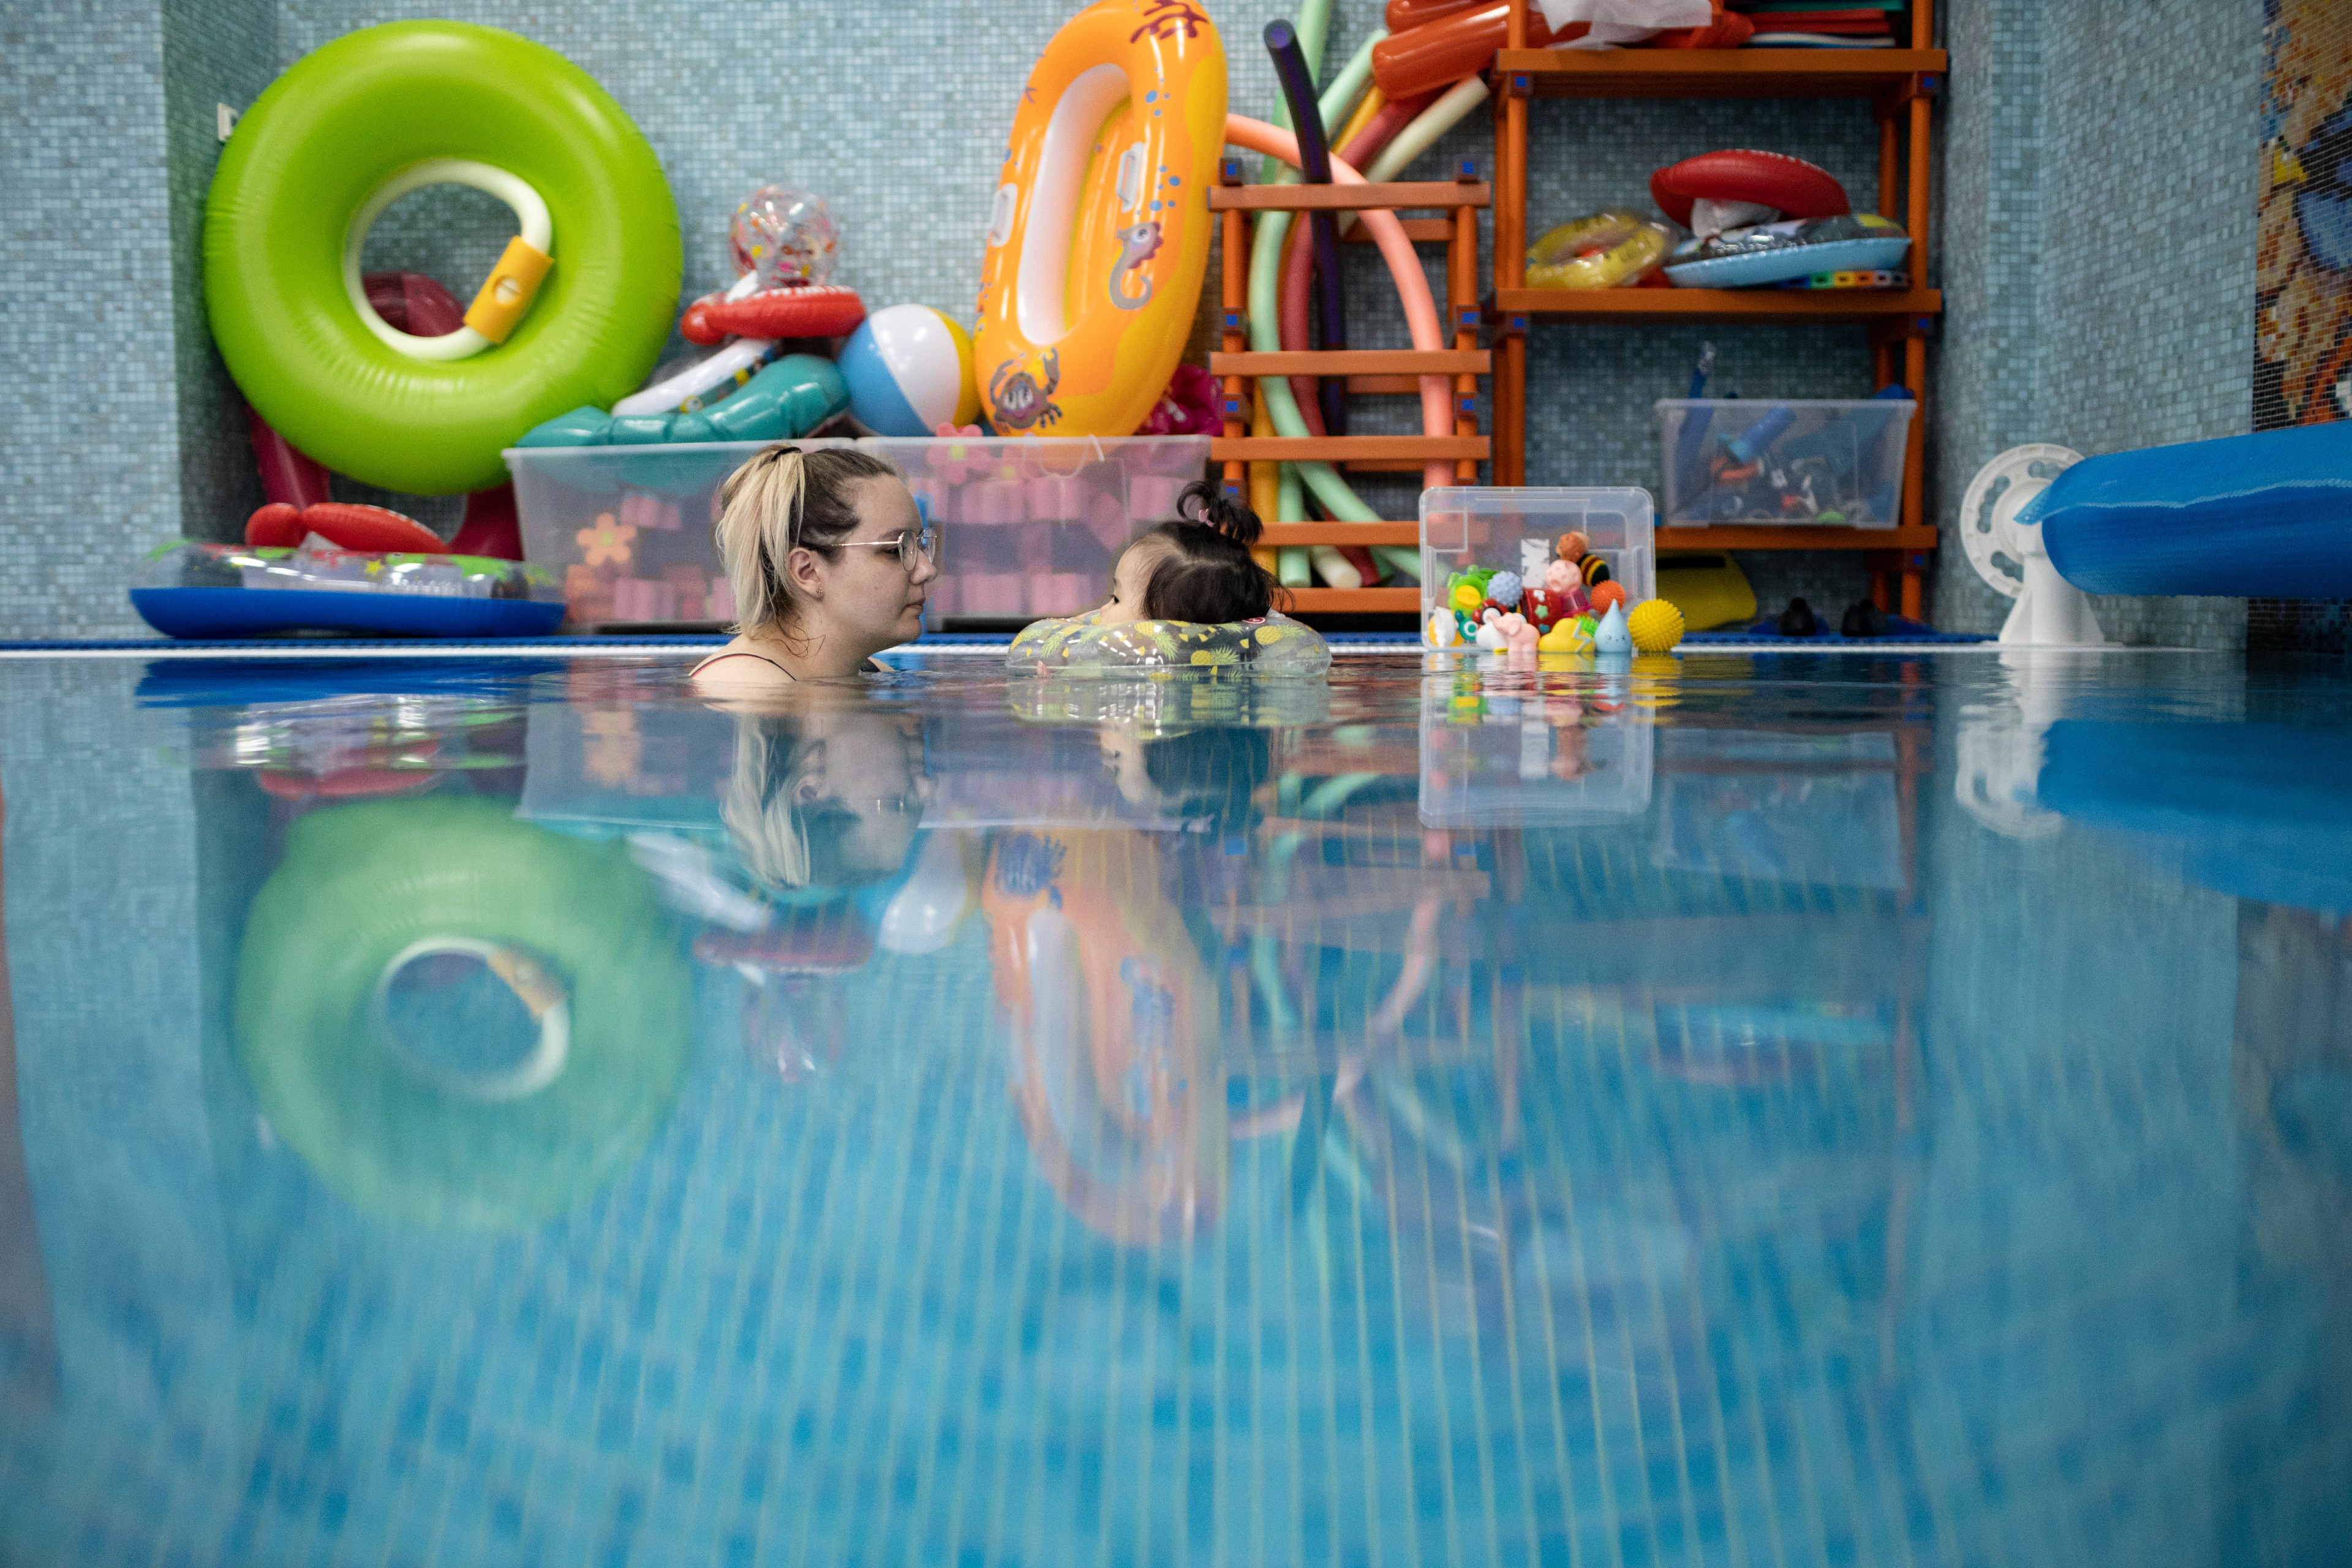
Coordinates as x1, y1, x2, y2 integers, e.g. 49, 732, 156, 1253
130, 587, 567, 640
2027, 421, 2352, 598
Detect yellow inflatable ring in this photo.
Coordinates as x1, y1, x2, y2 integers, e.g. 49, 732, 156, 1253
1527, 209, 1674, 290
974, 0, 1225, 438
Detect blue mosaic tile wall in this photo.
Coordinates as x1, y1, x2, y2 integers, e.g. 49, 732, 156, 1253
1931, 0, 2260, 647
0, 2, 182, 638
164, 0, 279, 546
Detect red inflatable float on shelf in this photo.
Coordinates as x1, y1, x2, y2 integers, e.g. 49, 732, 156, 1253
245, 501, 448, 554
1649, 150, 1850, 228
679, 284, 867, 345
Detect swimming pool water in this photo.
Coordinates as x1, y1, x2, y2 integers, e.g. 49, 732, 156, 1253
1, 647, 2347, 1567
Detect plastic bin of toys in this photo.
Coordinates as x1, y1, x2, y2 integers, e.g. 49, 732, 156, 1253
506, 436, 1209, 630
1655, 397, 1913, 528
860, 437, 1208, 625
1419, 486, 1656, 652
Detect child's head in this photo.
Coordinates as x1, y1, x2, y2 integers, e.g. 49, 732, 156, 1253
1098, 480, 1272, 627
1099, 723, 1271, 837
714, 445, 933, 650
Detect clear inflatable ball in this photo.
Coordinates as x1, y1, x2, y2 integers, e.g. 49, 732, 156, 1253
728, 184, 839, 288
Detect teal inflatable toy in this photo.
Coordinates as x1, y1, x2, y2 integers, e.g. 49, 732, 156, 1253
519, 353, 848, 448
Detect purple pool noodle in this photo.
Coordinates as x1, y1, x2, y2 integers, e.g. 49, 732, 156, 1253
1264, 21, 1349, 437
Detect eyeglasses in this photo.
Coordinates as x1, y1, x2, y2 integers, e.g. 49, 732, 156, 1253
837, 527, 937, 572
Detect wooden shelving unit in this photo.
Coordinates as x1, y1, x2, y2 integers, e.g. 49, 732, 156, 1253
1489, 4, 1948, 617
1208, 160, 1491, 617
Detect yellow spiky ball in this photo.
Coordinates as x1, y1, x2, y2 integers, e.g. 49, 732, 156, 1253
1627, 598, 1686, 654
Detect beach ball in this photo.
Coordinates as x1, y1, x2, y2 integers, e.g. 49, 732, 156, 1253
839, 304, 979, 436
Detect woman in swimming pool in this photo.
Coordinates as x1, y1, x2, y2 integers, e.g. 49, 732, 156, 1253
1093, 479, 1273, 627
693, 445, 938, 691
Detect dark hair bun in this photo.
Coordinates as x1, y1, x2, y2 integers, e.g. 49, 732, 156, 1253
1175, 478, 1264, 548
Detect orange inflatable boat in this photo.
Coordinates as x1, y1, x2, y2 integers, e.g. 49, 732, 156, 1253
973, 0, 1225, 437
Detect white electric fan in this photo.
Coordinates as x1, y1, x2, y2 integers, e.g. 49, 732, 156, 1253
1959, 443, 2107, 647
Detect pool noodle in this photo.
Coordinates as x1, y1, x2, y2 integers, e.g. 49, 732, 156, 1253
1332, 85, 1387, 153
1334, 75, 1490, 239
1228, 114, 1453, 579
1281, 94, 1425, 432
2026, 421, 2352, 598
1278, 219, 1325, 438
1261, 0, 1335, 179
1249, 33, 1381, 582
1266, 22, 1351, 438
1248, 382, 1280, 536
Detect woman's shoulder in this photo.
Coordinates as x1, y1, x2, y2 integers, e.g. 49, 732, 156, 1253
692, 638, 893, 688
692, 638, 793, 688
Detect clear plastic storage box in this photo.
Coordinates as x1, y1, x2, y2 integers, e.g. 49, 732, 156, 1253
1419, 486, 1656, 649
507, 436, 1209, 630
1654, 397, 1913, 528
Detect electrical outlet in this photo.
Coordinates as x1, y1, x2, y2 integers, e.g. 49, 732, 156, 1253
216, 102, 239, 141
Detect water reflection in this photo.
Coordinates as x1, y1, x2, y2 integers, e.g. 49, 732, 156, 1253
0, 649, 2343, 1564
233, 796, 690, 1228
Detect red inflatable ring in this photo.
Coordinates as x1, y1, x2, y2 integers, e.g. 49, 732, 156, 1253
680, 284, 867, 345
1650, 150, 1849, 228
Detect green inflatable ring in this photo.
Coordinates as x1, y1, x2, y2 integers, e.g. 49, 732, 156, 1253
235, 797, 692, 1228
205, 21, 682, 494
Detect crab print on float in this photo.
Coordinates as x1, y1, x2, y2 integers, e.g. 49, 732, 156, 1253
989, 349, 1062, 431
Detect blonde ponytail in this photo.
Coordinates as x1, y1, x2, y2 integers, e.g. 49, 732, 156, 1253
712, 444, 899, 634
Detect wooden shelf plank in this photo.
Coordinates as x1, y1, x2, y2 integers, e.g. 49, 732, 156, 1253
1499, 47, 1947, 100
1658, 526, 1937, 551
1211, 435, 1488, 461
1493, 287, 1942, 323
1283, 587, 1422, 612
1211, 181, 1491, 213
1210, 349, 1489, 377
1259, 521, 1421, 546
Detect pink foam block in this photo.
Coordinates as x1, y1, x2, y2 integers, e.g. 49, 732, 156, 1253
1030, 475, 1091, 522
965, 481, 1027, 526
1126, 473, 1189, 522
1031, 573, 1091, 615
960, 573, 1025, 615
611, 578, 679, 622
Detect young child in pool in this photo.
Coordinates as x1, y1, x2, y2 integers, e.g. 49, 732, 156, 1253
1093, 480, 1273, 627
1008, 480, 1332, 672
